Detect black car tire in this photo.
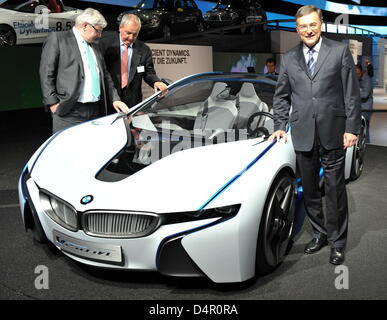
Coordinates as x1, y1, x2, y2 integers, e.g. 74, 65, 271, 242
197, 21, 204, 33
350, 123, 366, 180
162, 24, 171, 40
0, 24, 16, 46
255, 171, 295, 275
239, 18, 248, 34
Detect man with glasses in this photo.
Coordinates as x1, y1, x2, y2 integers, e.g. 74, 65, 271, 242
98, 14, 167, 111
269, 5, 361, 265
40, 8, 129, 133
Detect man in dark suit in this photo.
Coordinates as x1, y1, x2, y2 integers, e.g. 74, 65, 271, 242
98, 13, 167, 112
269, 5, 361, 265
264, 58, 279, 76
40, 8, 129, 133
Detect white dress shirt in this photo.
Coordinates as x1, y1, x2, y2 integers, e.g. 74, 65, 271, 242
73, 27, 100, 103
302, 36, 322, 66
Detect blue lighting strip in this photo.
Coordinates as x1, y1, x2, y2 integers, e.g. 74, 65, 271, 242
199, 140, 276, 210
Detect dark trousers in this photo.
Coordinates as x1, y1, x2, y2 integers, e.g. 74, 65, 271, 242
52, 101, 101, 133
296, 135, 348, 249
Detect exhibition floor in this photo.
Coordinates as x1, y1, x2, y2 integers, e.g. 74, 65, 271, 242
0, 113, 387, 300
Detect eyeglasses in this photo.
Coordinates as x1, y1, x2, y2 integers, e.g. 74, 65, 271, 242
89, 24, 103, 35
297, 22, 320, 32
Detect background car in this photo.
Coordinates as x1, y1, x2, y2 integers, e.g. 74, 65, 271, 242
0, 0, 82, 46
18, 72, 365, 284
203, 0, 267, 33
117, 0, 204, 40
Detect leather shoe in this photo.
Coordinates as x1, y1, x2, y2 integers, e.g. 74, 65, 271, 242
304, 237, 328, 254
329, 248, 345, 265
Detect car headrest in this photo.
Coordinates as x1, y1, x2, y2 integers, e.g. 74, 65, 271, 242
238, 82, 257, 99
210, 82, 228, 100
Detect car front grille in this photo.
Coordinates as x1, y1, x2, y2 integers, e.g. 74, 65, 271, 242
82, 211, 159, 238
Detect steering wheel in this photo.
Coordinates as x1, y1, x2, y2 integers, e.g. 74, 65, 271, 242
247, 111, 274, 138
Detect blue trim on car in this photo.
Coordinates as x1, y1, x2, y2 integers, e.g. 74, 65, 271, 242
198, 140, 277, 210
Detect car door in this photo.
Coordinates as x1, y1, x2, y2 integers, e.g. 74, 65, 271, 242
169, 0, 188, 34
182, 0, 201, 33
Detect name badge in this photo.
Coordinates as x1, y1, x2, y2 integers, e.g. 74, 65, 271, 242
137, 66, 145, 73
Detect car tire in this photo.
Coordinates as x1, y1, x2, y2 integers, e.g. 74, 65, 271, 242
350, 122, 366, 180
255, 171, 295, 275
197, 21, 205, 33
162, 24, 171, 40
0, 24, 16, 46
24, 202, 48, 244
240, 18, 248, 34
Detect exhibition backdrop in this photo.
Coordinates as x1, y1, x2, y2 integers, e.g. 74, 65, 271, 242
142, 43, 213, 100
0, 43, 213, 112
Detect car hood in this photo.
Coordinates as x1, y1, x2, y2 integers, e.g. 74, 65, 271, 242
30, 115, 271, 214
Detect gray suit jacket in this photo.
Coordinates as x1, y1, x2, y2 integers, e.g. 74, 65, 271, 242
273, 37, 361, 152
39, 30, 120, 116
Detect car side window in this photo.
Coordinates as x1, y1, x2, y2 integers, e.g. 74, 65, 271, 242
183, 0, 196, 9
173, 0, 182, 10
155, 0, 165, 9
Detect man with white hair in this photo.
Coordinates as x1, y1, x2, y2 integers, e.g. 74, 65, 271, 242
40, 8, 129, 133
99, 13, 167, 110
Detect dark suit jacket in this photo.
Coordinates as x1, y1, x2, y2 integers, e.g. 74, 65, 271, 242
273, 37, 361, 152
98, 33, 160, 111
39, 30, 120, 117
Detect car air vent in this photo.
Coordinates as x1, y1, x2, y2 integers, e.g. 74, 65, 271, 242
82, 211, 160, 238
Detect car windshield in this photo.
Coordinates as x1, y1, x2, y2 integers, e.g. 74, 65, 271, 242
214, 0, 242, 10
132, 78, 273, 155
136, 0, 167, 9
98, 76, 276, 180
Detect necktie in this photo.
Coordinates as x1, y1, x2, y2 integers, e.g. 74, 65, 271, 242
83, 41, 100, 99
121, 44, 128, 89
307, 49, 316, 76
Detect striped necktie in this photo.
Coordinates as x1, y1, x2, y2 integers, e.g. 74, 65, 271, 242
307, 48, 316, 76
83, 41, 100, 99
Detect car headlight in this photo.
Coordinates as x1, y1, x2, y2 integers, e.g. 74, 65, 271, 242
40, 192, 78, 232
162, 204, 240, 225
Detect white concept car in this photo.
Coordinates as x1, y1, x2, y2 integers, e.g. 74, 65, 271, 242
0, 0, 81, 46
18, 73, 366, 284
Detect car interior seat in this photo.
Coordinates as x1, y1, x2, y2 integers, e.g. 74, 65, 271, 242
194, 82, 238, 134
235, 82, 269, 129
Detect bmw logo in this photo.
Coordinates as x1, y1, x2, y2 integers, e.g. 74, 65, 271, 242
80, 195, 93, 205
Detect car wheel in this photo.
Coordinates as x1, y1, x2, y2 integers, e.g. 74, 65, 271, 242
162, 24, 171, 40
255, 171, 295, 275
0, 24, 16, 46
24, 203, 48, 244
240, 18, 248, 34
350, 123, 366, 180
197, 21, 205, 33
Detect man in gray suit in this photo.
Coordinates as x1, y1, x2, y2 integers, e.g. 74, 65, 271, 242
40, 8, 129, 133
269, 5, 361, 265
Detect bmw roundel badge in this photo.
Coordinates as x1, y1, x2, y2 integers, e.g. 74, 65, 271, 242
80, 195, 93, 205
